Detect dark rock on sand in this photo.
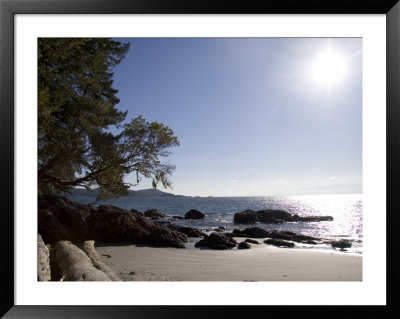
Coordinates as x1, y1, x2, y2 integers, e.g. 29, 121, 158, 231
185, 209, 205, 219
90, 205, 188, 248
244, 239, 260, 244
195, 232, 237, 250
144, 209, 167, 219
238, 242, 251, 249
302, 240, 318, 245
233, 209, 333, 224
38, 195, 188, 248
215, 226, 226, 232
264, 239, 295, 248
331, 239, 352, 249
38, 208, 73, 243
168, 224, 206, 238
230, 227, 270, 238
228, 227, 319, 243
267, 230, 318, 243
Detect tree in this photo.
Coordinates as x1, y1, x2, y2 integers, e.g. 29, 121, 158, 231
38, 38, 179, 200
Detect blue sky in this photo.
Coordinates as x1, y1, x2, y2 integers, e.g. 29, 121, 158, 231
111, 38, 362, 196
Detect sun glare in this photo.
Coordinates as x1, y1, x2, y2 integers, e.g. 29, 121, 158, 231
310, 49, 347, 90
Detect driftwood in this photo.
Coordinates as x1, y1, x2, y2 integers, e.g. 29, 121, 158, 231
37, 234, 51, 281
78, 240, 120, 281
54, 240, 111, 281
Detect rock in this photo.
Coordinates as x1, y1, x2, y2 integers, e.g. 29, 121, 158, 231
179, 227, 206, 238
244, 239, 260, 244
256, 210, 293, 224
78, 241, 120, 281
299, 216, 334, 222
233, 210, 258, 224
264, 239, 295, 248
228, 227, 319, 243
302, 240, 318, 245
54, 240, 111, 281
38, 196, 93, 242
168, 224, 206, 238
156, 220, 171, 225
89, 204, 188, 248
37, 234, 51, 281
331, 239, 352, 249
195, 232, 237, 250
212, 244, 231, 250
130, 209, 143, 217
291, 234, 319, 242
172, 215, 184, 220
38, 195, 188, 248
184, 209, 205, 219
38, 208, 72, 243
266, 230, 317, 242
238, 242, 251, 249
231, 227, 270, 238
144, 209, 167, 219
233, 209, 333, 224
266, 230, 294, 240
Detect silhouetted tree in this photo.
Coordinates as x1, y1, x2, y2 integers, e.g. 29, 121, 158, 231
38, 38, 179, 199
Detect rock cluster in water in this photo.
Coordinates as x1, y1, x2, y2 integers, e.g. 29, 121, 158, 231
228, 227, 320, 243
234, 209, 333, 224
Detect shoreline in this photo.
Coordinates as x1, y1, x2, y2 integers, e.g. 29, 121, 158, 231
95, 237, 362, 281
37, 195, 362, 282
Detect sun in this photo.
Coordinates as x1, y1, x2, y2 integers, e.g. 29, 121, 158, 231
310, 49, 347, 90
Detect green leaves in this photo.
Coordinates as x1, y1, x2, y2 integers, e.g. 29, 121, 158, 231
38, 38, 179, 200
118, 115, 179, 192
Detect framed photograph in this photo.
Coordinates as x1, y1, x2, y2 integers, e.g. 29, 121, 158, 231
1, 0, 399, 318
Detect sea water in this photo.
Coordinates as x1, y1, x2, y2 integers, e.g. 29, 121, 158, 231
70, 194, 363, 254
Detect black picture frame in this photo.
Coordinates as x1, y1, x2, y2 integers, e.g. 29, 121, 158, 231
1, 0, 399, 318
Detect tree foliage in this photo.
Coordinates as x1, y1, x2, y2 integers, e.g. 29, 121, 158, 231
38, 38, 179, 199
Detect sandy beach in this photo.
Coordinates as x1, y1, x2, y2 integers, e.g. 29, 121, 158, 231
95, 238, 362, 281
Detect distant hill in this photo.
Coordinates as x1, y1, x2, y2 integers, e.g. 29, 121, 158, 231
64, 188, 185, 198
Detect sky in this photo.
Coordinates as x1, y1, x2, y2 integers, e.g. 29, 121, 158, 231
111, 38, 362, 197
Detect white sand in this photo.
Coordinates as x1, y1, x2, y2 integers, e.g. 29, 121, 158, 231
95, 238, 362, 281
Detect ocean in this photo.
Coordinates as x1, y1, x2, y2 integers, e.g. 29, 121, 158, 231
70, 194, 363, 254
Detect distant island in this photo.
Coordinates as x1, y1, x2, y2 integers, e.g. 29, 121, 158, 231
64, 188, 186, 198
